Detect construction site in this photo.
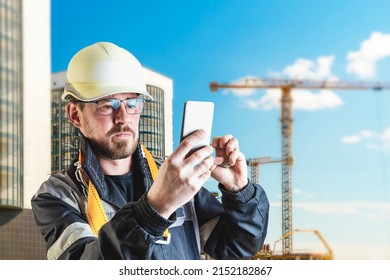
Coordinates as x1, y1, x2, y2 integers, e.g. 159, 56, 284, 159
209, 78, 390, 260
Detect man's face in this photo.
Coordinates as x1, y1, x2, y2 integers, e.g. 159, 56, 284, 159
73, 93, 141, 160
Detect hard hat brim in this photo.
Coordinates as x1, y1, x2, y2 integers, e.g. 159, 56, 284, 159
62, 83, 154, 101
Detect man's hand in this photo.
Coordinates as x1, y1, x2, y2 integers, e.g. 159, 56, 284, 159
210, 135, 248, 192
147, 130, 214, 219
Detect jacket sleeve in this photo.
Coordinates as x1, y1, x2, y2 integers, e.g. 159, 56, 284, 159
195, 181, 269, 259
31, 174, 174, 260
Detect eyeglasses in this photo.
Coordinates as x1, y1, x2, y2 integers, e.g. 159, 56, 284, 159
79, 98, 145, 115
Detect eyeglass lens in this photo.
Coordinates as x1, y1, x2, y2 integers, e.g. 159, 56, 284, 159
96, 99, 144, 115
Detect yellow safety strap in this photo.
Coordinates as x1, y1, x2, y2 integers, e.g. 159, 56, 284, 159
141, 144, 158, 181
78, 152, 108, 236
79, 144, 169, 239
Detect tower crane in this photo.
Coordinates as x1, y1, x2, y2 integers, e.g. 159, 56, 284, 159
246, 157, 284, 185
210, 78, 390, 255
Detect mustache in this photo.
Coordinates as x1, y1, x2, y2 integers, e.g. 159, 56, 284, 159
107, 125, 135, 137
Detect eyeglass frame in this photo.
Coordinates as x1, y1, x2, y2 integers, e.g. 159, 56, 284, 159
76, 97, 145, 116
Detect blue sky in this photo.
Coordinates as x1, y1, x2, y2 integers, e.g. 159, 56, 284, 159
52, 0, 390, 259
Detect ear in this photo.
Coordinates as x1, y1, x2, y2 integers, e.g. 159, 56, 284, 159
66, 102, 82, 129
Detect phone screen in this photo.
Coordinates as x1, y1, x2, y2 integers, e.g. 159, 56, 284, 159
180, 101, 214, 154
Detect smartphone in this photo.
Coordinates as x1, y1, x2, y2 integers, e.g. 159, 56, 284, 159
180, 101, 214, 155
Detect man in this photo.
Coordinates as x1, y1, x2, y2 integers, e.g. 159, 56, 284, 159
32, 42, 269, 260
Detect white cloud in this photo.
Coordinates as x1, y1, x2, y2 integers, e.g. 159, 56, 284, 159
292, 89, 343, 111
380, 127, 390, 141
342, 135, 362, 144
244, 88, 343, 111
276, 188, 315, 198
342, 130, 373, 144
361, 130, 374, 138
346, 32, 390, 78
244, 89, 279, 110
342, 127, 390, 152
222, 76, 258, 97
283, 55, 337, 80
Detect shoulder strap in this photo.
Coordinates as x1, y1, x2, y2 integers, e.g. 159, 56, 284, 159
141, 143, 158, 180
76, 152, 108, 236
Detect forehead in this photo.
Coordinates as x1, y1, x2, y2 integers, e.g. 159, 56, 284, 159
103, 92, 139, 100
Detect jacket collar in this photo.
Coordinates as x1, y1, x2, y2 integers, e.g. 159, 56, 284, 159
78, 133, 154, 207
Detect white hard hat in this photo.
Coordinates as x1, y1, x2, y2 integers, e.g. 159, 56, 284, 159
62, 42, 153, 101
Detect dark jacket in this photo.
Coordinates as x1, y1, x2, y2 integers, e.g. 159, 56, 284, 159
31, 135, 269, 259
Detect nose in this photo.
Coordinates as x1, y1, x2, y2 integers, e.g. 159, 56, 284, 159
113, 102, 133, 125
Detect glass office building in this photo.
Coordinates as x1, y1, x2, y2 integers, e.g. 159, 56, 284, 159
51, 87, 79, 173
139, 85, 166, 159
0, 0, 23, 209
0, 0, 50, 259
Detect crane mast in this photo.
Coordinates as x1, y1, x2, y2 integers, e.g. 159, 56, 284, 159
280, 86, 294, 254
210, 77, 390, 256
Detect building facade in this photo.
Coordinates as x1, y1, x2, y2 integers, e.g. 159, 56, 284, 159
140, 67, 174, 160
0, 0, 23, 209
0, 0, 51, 259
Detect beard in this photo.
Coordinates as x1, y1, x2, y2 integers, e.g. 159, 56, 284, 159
87, 125, 138, 160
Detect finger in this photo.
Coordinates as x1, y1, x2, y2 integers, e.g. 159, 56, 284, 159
213, 156, 230, 168
211, 134, 233, 149
213, 156, 224, 166
194, 156, 214, 177
219, 134, 234, 148
229, 151, 241, 165
225, 137, 239, 156
229, 151, 245, 166
187, 164, 212, 192
175, 129, 206, 159
197, 170, 212, 186
185, 145, 213, 167
211, 136, 220, 148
